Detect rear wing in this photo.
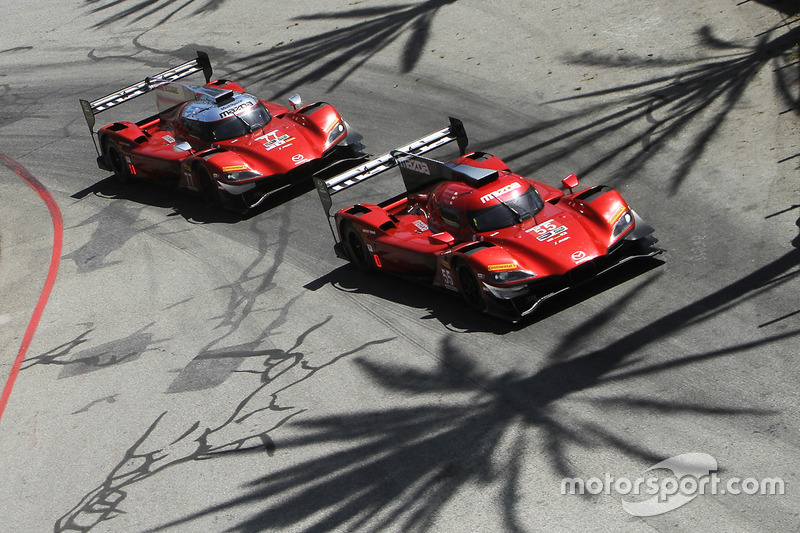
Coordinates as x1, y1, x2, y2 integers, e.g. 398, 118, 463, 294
78, 51, 212, 152
314, 117, 468, 232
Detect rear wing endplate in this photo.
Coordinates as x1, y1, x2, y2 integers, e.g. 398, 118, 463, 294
79, 51, 212, 152
314, 117, 468, 229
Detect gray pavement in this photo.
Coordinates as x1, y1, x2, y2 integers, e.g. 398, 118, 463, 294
0, 1, 798, 531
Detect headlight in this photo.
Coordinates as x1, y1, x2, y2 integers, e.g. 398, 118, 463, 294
223, 169, 261, 182
326, 120, 346, 145
488, 270, 537, 284
612, 209, 634, 239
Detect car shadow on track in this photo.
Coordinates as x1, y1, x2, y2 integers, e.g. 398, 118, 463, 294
304, 255, 666, 333
71, 175, 316, 223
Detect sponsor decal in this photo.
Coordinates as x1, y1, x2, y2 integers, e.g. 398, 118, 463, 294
163, 134, 175, 144
159, 84, 181, 95
219, 101, 253, 118
412, 219, 429, 232
571, 250, 587, 262
487, 263, 517, 272
480, 182, 522, 204
258, 130, 295, 151
529, 219, 568, 242
399, 158, 430, 175
292, 154, 310, 166
222, 164, 249, 172
537, 226, 567, 241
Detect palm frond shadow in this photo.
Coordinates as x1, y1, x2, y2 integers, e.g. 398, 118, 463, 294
85, 0, 226, 29
84, 0, 457, 89
226, 0, 458, 94
480, 24, 799, 194
151, 248, 799, 532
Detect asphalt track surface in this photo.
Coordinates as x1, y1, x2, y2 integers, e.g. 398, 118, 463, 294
1, 1, 799, 532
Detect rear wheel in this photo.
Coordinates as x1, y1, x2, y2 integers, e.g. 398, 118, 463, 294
104, 139, 132, 184
456, 261, 486, 312
341, 222, 375, 272
196, 165, 222, 208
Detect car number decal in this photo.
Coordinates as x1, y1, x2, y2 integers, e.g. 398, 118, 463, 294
527, 218, 568, 242
440, 265, 457, 291
257, 130, 295, 151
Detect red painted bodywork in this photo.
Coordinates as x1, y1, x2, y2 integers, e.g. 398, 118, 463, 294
96, 79, 352, 210
334, 151, 655, 320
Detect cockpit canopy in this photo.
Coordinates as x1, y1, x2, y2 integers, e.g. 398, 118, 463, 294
155, 83, 272, 143
430, 175, 545, 233
179, 88, 271, 142
467, 184, 544, 232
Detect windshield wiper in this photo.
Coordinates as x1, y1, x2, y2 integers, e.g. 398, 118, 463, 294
233, 112, 254, 133
490, 193, 530, 224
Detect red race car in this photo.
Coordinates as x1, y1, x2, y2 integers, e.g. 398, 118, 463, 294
315, 118, 661, 321
80, 51, 363, 211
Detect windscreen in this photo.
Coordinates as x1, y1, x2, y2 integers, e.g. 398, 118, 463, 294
467, 186, 544, 232
184, 102, 272, 142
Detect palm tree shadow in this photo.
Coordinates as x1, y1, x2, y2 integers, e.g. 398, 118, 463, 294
83, 0, 459, 92
150, 248, 799, 532
228, 0, 459, 94
480, 23, 799, 194
85, 0, 228, 29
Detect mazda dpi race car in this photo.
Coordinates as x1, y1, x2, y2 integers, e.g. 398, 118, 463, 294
315, 119, 661, 321
80, 51, 362, 211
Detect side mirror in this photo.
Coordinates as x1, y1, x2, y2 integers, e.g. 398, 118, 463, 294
429, 232, 455, 246
561, 173, 579, 192
288, 94, 302, 109
174, 141, 192, 153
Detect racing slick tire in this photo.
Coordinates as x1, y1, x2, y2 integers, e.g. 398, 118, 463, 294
196, 165, 223, 209
341, 222, 376, 273
456, 261, 487, 313
104, 139, 132, 184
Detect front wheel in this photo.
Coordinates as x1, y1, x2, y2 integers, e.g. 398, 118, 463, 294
196, 165, 222, 208
456, 261, 486, 313
341, 222, 375, 272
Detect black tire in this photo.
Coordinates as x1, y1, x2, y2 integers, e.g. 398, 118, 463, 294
196, 165, 222, 208
104, 139, 132, 184
456, 261, 486, 312
341, 222, 375, 272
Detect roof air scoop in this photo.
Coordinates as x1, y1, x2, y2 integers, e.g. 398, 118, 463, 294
214, 90, 236, 105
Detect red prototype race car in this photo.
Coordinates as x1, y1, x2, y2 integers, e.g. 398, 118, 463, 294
315, 118, 661, 321
80, 51, 363, 211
